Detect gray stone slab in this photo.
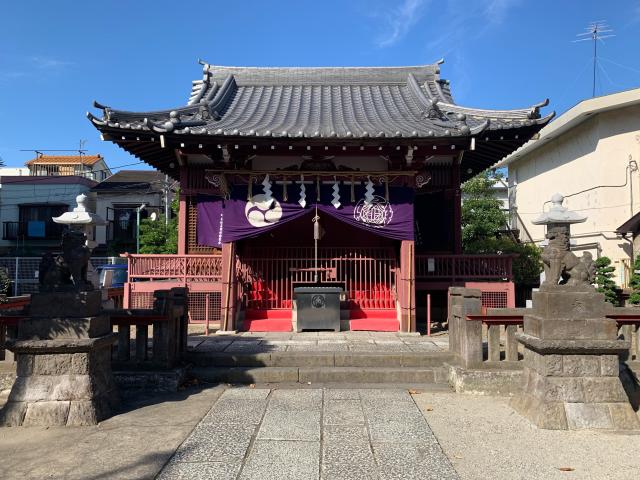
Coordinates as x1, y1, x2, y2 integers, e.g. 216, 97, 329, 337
323, 399, 365, 425
322, 443, 378, 480
158, 461, 241, 480
269, 388, 322, 410
220, 387, 271, 401
362, 406, 427, 425
224, 343, 272, 354
270, 352, 335, 367
347, 343, 379, 352
323, 389, 361, 400
316, 341, 350, 351
564, 403, 614, 429
172, 422, 256, 463
323, 424, 370, 442
372, 442, 459, 480
406, 343, 442, 352
202, 399, 268, 425
239, 440, 320, 480
258, 409, 321, 441
358, 389, 413, 403
195, 339, 234, 352
366, 419, 433, 444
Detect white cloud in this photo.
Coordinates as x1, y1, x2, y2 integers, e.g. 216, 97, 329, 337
483, 0, 522, 25
376, 0, 429, 47
30, 56, 74, 69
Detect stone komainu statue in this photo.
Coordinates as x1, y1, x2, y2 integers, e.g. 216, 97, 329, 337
39, 229, 93, 292
542, 225, 595, 287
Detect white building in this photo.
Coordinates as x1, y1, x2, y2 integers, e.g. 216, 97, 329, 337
0, 155, 109, 255
497, 88, 640, 286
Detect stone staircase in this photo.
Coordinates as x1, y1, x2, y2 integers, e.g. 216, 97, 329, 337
184, 349, 454, 385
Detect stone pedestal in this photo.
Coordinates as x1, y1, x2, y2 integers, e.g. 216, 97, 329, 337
0, 291, 119, 426
511, 286, 639, 430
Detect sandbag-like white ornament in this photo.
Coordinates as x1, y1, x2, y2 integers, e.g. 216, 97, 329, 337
298, 174, 307, 208
364, 176, 375, 205
331, 178, 341, 209
262, 174, 274, 207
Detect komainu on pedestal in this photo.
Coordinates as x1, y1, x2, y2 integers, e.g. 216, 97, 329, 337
511, 194, 639, 430
0, 196, 118, 427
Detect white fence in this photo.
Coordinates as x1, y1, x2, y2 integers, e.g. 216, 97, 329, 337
0, 257, 126, 296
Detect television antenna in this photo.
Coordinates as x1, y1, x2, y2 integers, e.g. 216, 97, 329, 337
573, 21, 615, 97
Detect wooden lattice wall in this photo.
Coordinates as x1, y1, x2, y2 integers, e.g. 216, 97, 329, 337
187, 196, 218, 255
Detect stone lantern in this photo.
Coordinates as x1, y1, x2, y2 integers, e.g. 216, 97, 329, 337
52, 193, 105, 289
0, 194, 119, 427
511, 194, 639, 430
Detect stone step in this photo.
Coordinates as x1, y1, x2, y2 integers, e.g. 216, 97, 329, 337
189, 365, 449, 385
184, 351, 454, 368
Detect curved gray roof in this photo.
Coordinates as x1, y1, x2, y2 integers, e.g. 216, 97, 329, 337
88, 62, 552, 141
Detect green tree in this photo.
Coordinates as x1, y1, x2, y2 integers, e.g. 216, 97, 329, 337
138, 191, 179, 254
628, 255, 640, 304
462, 170, 508, 249
594, 256, 620, 305
462, 171, 543, 285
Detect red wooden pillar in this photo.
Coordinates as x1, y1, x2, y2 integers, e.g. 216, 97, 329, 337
221, 242, 237, 331
177, 166, 188, 255
399, 240, 416, 332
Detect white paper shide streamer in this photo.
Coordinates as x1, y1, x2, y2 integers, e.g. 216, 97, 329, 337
298, 174, 307, 208
364, 176, 374, 205
262, 174, 273, 207
331, 177, 341, 209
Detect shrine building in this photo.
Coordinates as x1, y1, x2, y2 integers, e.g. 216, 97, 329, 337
88, 61, 552, 332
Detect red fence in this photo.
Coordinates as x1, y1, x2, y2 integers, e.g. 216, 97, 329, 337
239, 247, 397, 311
123, 254, 223, 325
416, 254, 514, 281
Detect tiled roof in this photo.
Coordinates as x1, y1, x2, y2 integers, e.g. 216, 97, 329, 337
91, 169, 169, 192
88, 62, 552, 140
26, 154, 104, 166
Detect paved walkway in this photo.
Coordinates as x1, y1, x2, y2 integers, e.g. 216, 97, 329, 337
158, 388, 458, 480
189, 332, 449, 354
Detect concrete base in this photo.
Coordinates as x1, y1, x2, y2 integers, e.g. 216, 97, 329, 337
448, 365, 523, 397
0, 333, 119, 427
114, 366, 188, 393
511, 336, 639, 430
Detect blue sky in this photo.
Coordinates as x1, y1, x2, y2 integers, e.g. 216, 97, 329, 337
1, 0, 639, 171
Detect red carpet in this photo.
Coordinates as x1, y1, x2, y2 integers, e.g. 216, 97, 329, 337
349, 318, 399, 331
243, 309, 292, 331
349, 309, 398, 331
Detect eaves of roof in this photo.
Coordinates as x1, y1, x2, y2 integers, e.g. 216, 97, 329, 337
495, 88, 640, 169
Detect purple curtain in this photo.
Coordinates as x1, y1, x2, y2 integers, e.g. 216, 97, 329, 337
197, 183, 413, 247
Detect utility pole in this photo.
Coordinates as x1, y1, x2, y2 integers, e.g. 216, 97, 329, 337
574, 21, 615, 98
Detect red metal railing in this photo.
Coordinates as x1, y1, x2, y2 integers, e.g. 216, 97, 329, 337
123, 254, 223, 282
239, 247, 397, 310
416, 254, 514, 281
121, 254, 223, 326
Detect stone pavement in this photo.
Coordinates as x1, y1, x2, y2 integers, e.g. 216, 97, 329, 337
189, 331, 449, 354
158, 388, 458, 480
